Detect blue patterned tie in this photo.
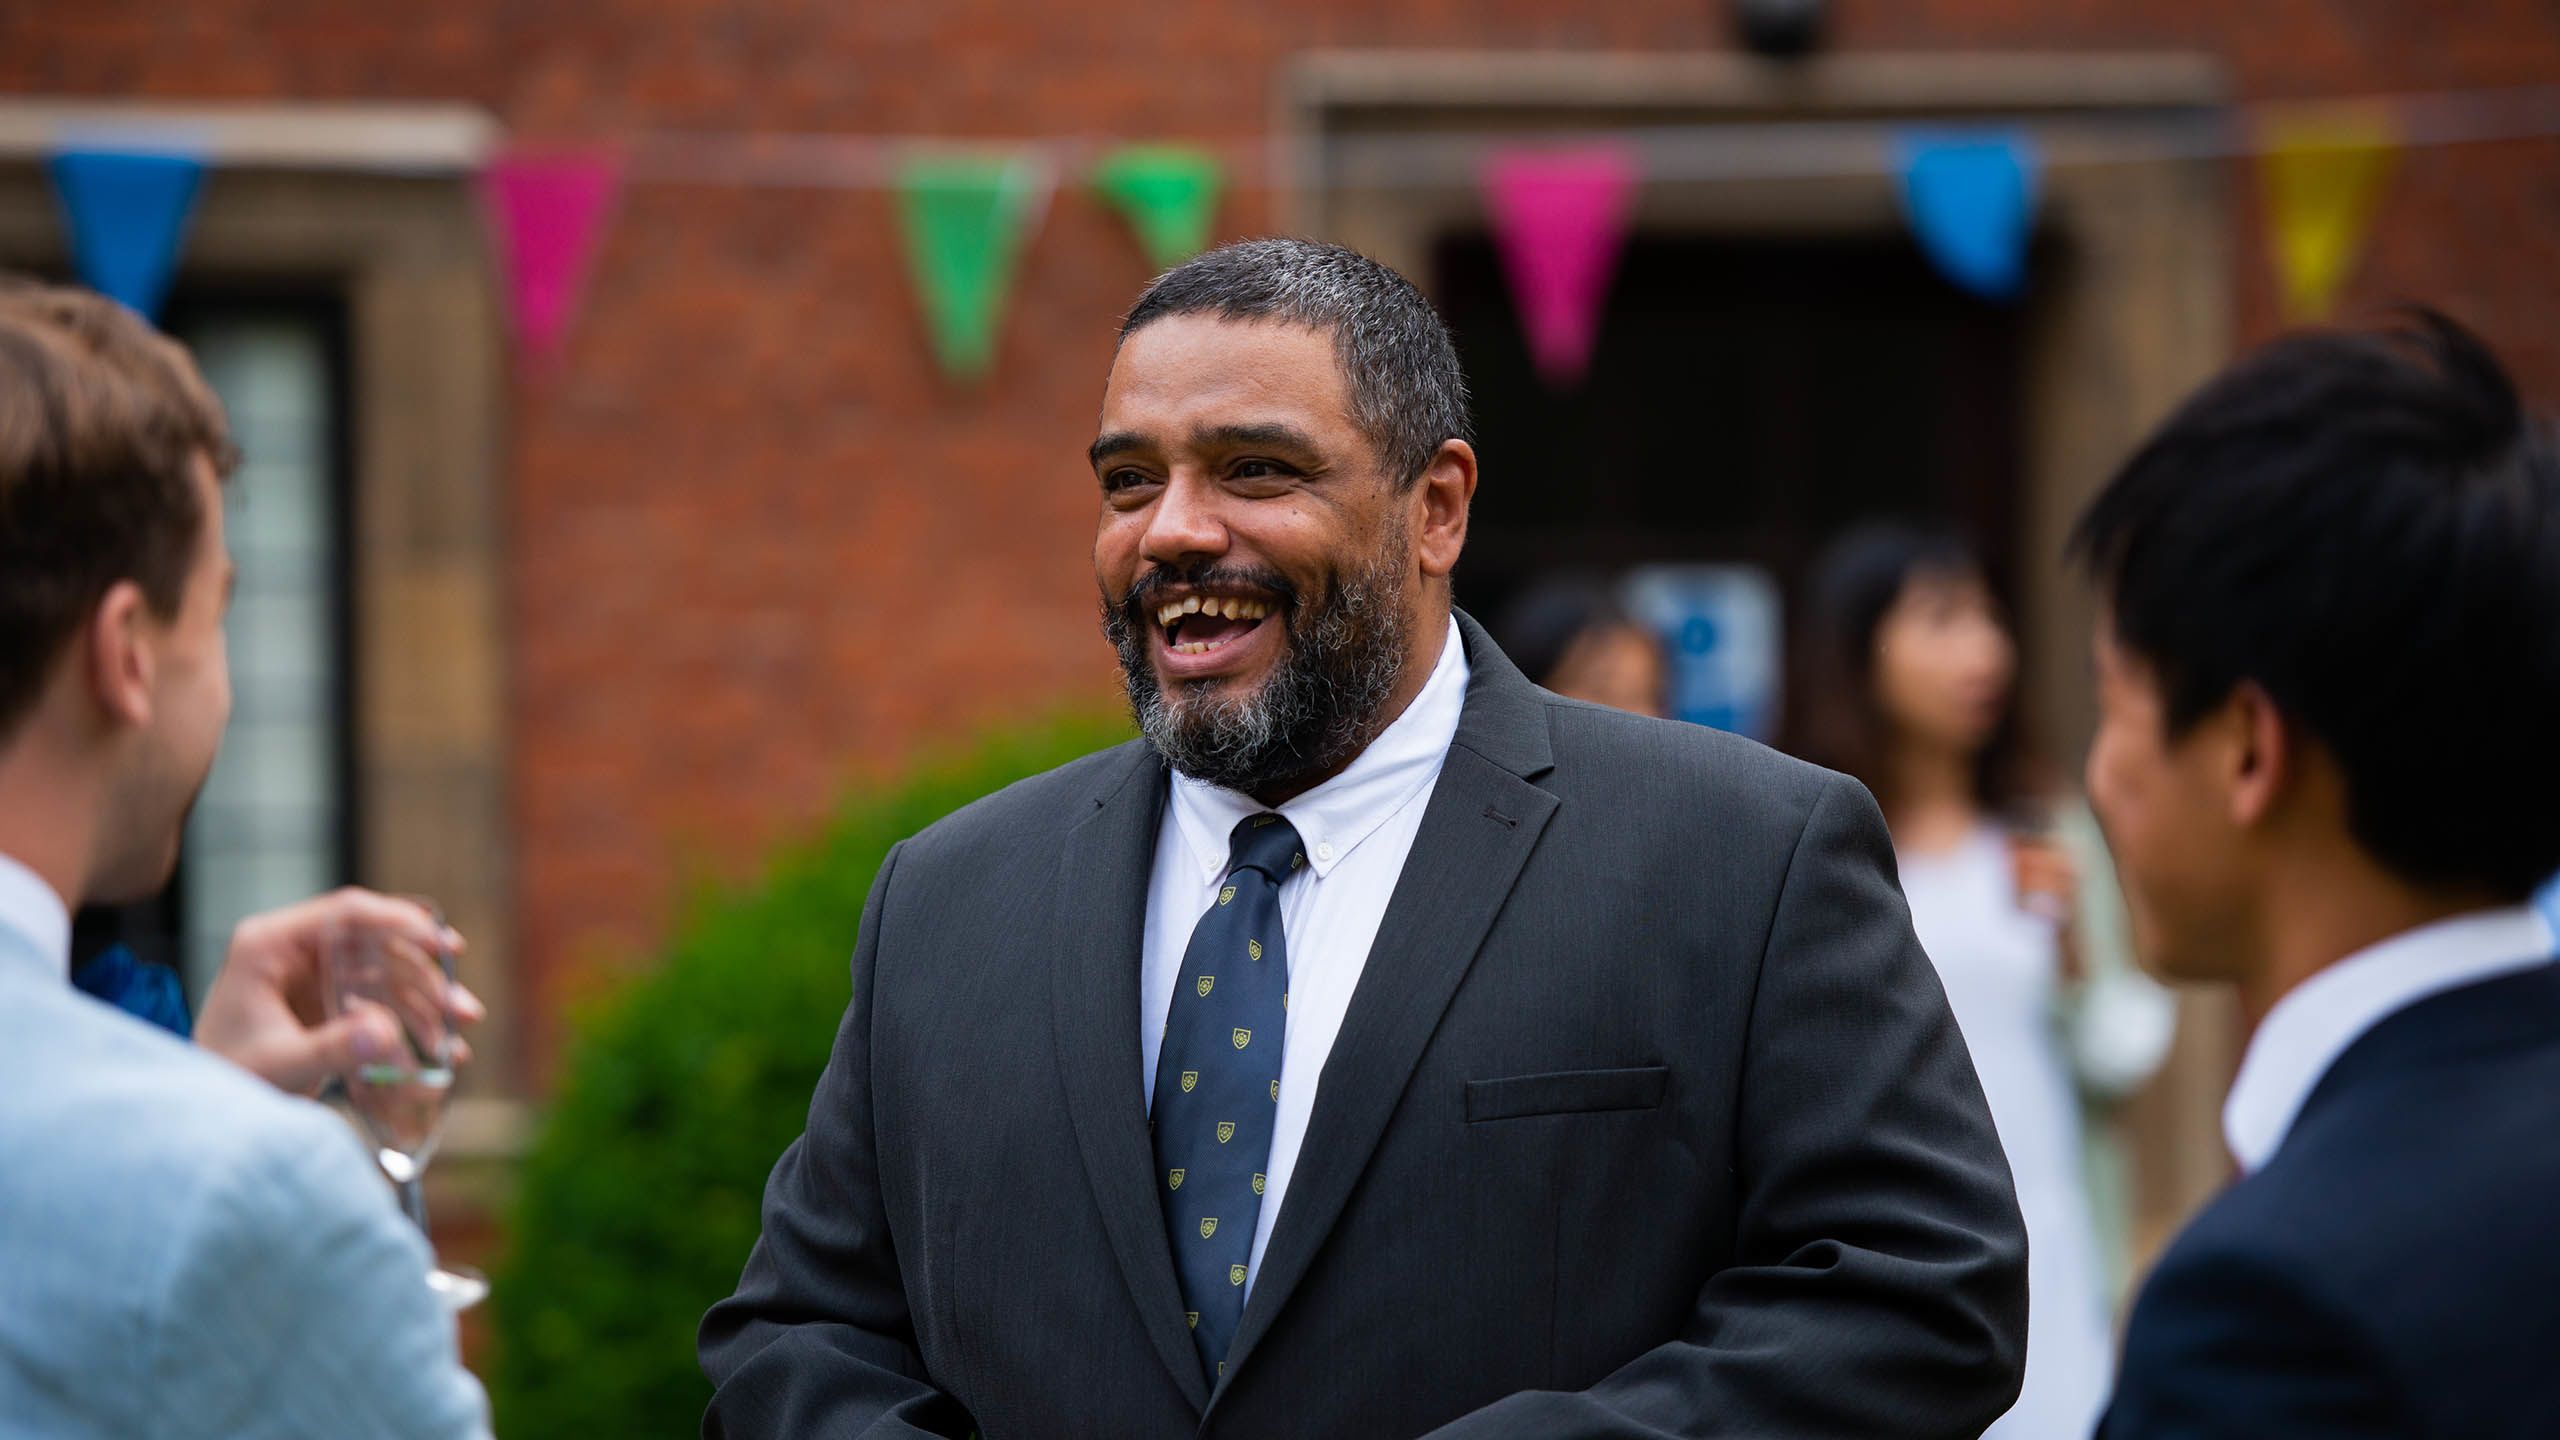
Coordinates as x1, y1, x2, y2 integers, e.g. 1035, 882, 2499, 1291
1152, 812, 1304, 1381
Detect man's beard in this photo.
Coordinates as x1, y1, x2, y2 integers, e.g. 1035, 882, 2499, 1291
1101, 541, 1412, 795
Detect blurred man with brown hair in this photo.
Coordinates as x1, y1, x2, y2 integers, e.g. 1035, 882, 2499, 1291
0, 278, 489, 1438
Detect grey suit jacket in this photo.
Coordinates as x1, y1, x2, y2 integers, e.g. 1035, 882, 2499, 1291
701, 613, 2026, 1439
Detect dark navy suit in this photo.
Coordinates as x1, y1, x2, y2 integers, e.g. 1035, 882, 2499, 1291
2100, 961, 2560, 1439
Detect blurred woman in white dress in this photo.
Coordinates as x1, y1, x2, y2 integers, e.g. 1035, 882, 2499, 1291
1787, 525, 2174, 1440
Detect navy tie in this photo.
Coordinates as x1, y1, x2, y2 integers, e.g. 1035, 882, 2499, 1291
1151, 812, 1304, 1381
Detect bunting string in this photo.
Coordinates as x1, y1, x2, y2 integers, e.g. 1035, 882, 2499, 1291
599, 83, 2560, 191
24, 82, 2560, 377
14, 83, 2559, 187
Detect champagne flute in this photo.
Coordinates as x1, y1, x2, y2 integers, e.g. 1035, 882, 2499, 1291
2005, 796, 2073, 923
324, 899, 489, 1310
2006, 799, 2087, 985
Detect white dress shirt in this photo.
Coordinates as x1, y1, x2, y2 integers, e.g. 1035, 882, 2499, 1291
0, 847, 491, 1439
1141, 617, 1468, 1290
0, 849, 70, 979
2223, 905, 2555, 1172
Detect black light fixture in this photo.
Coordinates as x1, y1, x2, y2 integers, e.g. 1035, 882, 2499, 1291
1732, 0, 1828, 59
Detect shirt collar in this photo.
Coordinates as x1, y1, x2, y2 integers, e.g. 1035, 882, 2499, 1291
1170, 617, 1469, 886
2223, 905, 2553, 1172
0, 849, 72, 982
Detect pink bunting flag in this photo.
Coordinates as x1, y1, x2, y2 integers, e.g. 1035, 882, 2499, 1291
481, 149, 621, 366
1482, 145, 1638, 386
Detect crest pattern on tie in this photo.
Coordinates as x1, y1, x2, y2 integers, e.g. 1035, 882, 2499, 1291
1150, 811, 1303, 1380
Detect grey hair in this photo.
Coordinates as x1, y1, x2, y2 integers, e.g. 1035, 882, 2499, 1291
1117, 238, 1474, 489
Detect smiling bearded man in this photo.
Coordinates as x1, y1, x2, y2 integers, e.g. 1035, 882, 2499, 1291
702, 239, 2027, 1440
1100, 538, 1408, 795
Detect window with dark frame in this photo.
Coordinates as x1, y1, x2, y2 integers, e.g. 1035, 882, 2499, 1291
68, 292, 358, 1005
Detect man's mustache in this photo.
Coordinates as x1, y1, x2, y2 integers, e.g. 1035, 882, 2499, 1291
1116, 564, 1302, 626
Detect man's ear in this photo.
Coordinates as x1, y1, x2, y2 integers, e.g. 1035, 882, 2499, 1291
1411, 438, 1477, 582
2225, 680, 2291, 829
84, 580, 156, 730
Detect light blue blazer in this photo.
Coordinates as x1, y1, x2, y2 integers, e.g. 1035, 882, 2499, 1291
0, 924, 490, 1439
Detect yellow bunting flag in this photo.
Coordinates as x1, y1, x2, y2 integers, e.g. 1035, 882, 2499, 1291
2259, 108, 2402, 322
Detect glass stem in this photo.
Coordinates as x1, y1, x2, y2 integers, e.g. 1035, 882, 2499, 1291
398, 1175, 430, 1235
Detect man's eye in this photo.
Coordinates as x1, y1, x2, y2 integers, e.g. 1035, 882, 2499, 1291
1103, 469, 1155, 493
1232, 459, 1291, 481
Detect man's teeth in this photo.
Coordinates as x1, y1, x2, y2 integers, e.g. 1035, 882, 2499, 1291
1155, 595, 1273, 629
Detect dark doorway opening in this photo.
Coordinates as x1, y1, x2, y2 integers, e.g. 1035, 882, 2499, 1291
1435, 230, 2030, 639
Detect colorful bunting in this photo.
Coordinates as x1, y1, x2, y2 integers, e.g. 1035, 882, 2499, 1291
27, 96, 2477, 383
480, 149, 621, 366
1093, 146, 1223, 270
1481, 145, 1638, 387
1893, 130, 2042, 302
47, 148, 206, 320
2259, 108, 2402, 322
897, 153, 1052, 381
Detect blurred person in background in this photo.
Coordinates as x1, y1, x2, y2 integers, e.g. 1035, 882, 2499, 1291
0, 278, 489, 1439
1492, 574, 1669, 716
1785, 522, 2175, 1440
2082, 312, 2560, 1439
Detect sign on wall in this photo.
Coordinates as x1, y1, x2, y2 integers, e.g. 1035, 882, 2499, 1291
1620, 564, 1783, 741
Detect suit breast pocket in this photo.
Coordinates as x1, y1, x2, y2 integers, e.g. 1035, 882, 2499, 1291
1464, 1065, 1670, 1123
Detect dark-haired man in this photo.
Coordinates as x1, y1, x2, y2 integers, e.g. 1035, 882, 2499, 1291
2080, 313, 2560, 1438
703, 239, 2026, 1438
0, 279, 489, 1437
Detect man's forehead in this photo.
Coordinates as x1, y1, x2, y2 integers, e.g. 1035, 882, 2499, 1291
2089, 619, 2160, 698
1100, 314, 1350, 432
2090, 615, 2126, 670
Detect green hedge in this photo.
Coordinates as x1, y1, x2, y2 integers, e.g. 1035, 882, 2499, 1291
490, 711, 1134, 1437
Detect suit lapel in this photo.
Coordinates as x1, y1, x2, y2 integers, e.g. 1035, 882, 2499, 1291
1217, 612, 1560, 1392
1045, 740, 1211, 1414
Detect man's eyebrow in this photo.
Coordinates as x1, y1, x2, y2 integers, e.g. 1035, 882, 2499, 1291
1088, 422, 1324, 471
1089, 431, 1148, 469
1192, 423, 1320, 455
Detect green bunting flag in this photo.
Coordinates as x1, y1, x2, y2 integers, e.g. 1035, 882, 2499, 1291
896, 152, 1050, 380
1092, 145, 1223, 269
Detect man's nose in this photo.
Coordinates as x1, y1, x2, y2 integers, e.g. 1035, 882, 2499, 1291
1140, 472, 1230, 568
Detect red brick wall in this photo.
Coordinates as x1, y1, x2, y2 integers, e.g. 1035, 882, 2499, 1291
10, 1, 2559, 1082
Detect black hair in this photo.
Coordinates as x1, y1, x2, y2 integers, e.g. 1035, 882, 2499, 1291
1119, 238, 1473, 490
1782, 523, 2033, 817
1493, 575, 1639, 690
2072, 309, 2560, 898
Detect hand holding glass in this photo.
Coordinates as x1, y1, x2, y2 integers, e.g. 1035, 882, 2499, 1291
324, 905, 488, 1310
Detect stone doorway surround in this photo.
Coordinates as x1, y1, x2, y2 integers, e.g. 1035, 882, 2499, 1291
1283, 50, 2240, 1269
